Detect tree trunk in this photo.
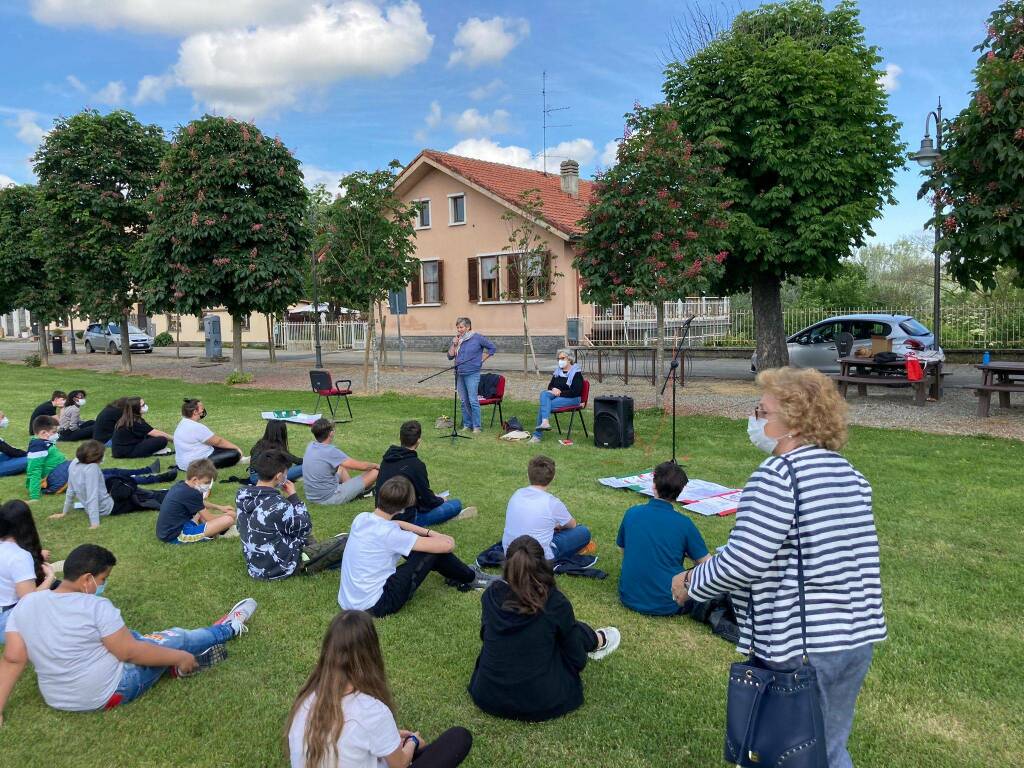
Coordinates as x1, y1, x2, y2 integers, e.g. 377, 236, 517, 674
378, 304, 388, 368
362, 303, 372, 390
69, 316, 77, 354
120, 311, 132, 373
38, 324, 49, 367
522, 298, 539, 375
655, 303, 665, 408
370, 305, 380, 393
752, 276, 789, 371
266, 314, 277, 363
175, 316, 181, 359
232, 315, 244, 373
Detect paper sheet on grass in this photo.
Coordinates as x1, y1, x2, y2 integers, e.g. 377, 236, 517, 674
260, 411, 322, 425
597, 471, 741, 516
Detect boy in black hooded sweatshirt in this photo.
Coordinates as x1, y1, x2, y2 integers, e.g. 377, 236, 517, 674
375, 420, 476, 527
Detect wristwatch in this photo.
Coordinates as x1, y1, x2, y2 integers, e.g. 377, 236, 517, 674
405, 735, 420, 751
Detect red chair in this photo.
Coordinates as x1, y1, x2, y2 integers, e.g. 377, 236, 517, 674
310, 369, 353, 423
553, 379, 590, 440
478, 374, 506, 428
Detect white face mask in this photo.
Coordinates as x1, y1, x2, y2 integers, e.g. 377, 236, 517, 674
747, 416, 779, 454
197, 481, 213, 498
140, 404, 149, 413
0, 417, 8, 429
77, 398, 86, 407
558, 358, 570, 369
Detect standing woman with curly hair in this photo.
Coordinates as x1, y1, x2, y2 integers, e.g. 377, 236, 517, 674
286, 610, 472, 767
673, 367, 887, 768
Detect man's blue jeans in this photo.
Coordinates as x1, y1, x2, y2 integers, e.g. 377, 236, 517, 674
0, 455, 28, 477
415, 498, 462, 527
533, 392, 581, 438
107, 624, 235, 707
457, 371, 482, 429
762, 644, 874, 768
550, 524, 591, 560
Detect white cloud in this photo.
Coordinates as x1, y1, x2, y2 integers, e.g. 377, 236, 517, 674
453, 107, 510, 135
66, 75, 87, 93
446, 137, 596, 171
0, 174, 16, 188
425, 100, 442, 129
1, 109, 47, 146
94, 81, 126, 104
30, 0, 317, 36
599, 139, 619, 167
171, 1, 434, 116
448, 16, 528, 69
301, 163, 346, 195
469, 78, 504, 100
878, 63, 902, 93
134, 74, 175, 104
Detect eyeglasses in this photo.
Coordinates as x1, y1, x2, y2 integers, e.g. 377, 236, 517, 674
753, 404, 779, 419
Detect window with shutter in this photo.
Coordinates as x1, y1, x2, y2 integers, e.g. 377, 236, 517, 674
436, 261, 445, 303
422, 261, 440, 303
506, 254, 522, 300
410, 266, 422, 305
467, 257, 479, 302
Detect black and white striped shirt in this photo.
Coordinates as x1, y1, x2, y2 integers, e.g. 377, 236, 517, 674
688, 445, 887, 662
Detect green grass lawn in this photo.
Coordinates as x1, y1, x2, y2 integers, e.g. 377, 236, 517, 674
0, 363, 1021, 767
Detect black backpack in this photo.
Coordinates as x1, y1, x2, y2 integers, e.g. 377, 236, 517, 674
105, 476, 166, 517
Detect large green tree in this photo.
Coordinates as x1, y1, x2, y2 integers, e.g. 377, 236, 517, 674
664, 0, 904, 368
33, 109, 166, 372
923, 1, 1024, 291
137, 115, 309, 373
0, 184, 73, 365
576, 103, 730, 400
315, 164, 419, 390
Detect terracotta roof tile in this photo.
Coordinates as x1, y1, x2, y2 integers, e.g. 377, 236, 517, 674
417, 149, 593, 236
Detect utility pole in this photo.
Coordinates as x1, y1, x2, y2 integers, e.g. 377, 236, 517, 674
542, 71, 570, 174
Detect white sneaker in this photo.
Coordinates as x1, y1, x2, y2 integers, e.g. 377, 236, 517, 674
529, 436, 542, 444
214, 598, 257, 636
588, 627, 621, 661
454, 506, 478, 521
222, 524, 240, 538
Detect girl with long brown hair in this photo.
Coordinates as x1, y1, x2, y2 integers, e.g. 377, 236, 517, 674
468, 535, 621, 721
111, 397, 172, 459
286, 610, 472, 768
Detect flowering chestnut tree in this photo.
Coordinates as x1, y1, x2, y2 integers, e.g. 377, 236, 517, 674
576, 102, 730, 395
923, 1, 1024, 290
137, 115, 309, 372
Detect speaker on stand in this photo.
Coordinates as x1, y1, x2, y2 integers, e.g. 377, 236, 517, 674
593, 396, 634, 448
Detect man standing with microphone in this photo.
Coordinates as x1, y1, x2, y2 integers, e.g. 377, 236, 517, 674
447, 317, 496, 433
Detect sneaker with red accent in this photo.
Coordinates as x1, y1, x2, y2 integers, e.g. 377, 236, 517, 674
213, 598, 257, 637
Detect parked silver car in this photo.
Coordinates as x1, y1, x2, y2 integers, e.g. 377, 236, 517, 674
83, 322, 154, 354
751, 313, 939, 373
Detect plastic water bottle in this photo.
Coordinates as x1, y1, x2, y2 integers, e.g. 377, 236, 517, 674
982, 350, 991, 365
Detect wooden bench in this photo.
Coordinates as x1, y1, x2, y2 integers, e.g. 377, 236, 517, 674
834, 374, 929, 406
975, 383, 1024, 417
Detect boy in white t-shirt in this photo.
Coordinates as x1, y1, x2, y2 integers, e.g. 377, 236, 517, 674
0, 543, 257, 721
339, 477, 496, 617
173, 398, 242, 471
502, 455, 592, 561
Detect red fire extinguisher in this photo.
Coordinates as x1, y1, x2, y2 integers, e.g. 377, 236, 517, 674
905, 351, 924, 382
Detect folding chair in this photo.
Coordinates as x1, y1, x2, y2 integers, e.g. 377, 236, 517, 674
553, 379, 590, 440
309, 369, 353, 423
478, 374, 506, 428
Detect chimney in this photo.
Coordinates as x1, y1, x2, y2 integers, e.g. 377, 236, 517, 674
560, 159, 579, 198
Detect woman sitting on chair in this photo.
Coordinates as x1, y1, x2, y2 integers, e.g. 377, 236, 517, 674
531, 351, 584, 444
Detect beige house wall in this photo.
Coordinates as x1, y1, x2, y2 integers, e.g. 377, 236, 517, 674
391, 168, 584, 345
148, 310, 275, 345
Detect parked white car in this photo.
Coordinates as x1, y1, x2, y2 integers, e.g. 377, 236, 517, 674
83, 322, 154, 354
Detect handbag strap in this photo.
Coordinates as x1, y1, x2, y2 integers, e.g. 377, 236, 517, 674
747, 454, 810, 662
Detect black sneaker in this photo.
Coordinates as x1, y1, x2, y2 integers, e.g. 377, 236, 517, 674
147, 458, 161, 474
174, 644, 228, 678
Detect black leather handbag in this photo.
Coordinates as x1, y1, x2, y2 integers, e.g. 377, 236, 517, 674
723, 458, 828, 768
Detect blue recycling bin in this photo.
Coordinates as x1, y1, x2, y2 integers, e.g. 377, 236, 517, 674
203, 315, 222, 359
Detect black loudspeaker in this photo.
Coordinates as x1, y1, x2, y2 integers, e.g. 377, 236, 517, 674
593, 396, 634, 448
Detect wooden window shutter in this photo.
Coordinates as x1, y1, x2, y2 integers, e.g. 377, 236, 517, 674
506, 254, 522, 300
541, 252, 553, 298
410, 264, 422, 305
437, 261, 445, 304
467, 257, 479, 303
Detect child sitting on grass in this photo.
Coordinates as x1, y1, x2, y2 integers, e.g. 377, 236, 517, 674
0, 543, 256, 721
302, 418, 379, 506
0, 500, 56, 644
236, 449, 346, 580
155, 459, 236, 544
287, 610, 472, 768
338, 477, 496, 618
469, 535, 620, 721
26, 416, 167, 502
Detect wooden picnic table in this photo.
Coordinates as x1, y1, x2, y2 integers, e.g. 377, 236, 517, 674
975, 361, 1024, 417
834, 356, 942, 406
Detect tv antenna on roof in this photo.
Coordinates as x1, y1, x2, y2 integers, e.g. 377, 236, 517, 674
542, 71, 571, 175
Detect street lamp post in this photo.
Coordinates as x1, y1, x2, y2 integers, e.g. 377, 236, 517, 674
910, 98, 944, 350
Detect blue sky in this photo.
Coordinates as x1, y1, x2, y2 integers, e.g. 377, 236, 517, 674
0, 0, 997, 243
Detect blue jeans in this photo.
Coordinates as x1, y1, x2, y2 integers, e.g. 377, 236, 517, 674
762, 644, 874, 768
0, 608, 11, 643
550, 524, 591, 559
415, 498, 462, 527
0, 455, 28, 477
533, 392, 581, 438
247, 465, 302, 485
457, 371, 482, 429
108, 624, 235, 707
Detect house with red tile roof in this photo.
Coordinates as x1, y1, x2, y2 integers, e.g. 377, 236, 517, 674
389, 149, 593, 352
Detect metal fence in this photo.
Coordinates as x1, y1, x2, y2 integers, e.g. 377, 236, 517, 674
568, 298, 732, 346
274, 321, 367, 351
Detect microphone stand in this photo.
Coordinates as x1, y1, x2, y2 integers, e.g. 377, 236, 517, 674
418, 359, 472, 442
659, 316, 695, 465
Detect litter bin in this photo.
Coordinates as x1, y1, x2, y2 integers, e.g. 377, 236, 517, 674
51, 334, 63, 354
